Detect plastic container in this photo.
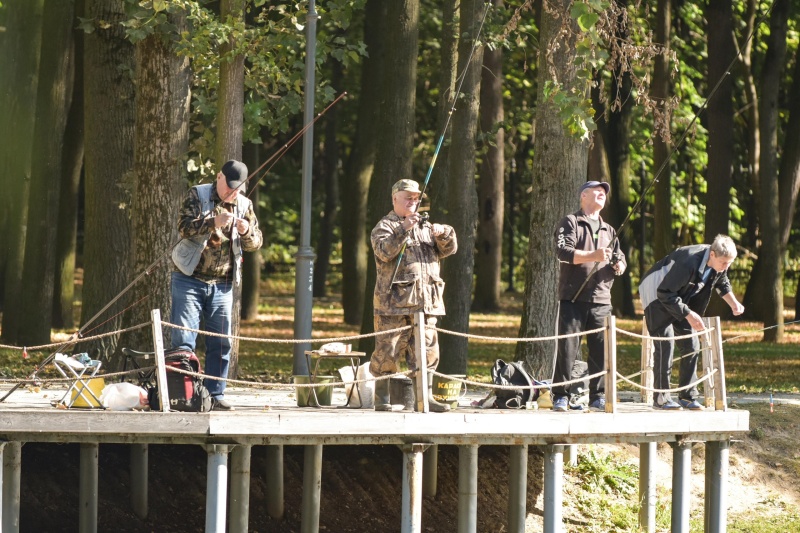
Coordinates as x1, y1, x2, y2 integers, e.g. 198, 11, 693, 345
294, 375, 334, 407
70, 377, 106, 408
431, 374, 466, 409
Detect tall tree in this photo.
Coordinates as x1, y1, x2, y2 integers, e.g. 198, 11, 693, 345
703, 0, 736, 241
340, 0, 386, 325
81, 0, 135, 360
216, 0, 247, 377
358, 0, 419, 354
515, 0, 590, 378
53, 0, 86, 330
0, 0, 44, 341
473, 0, 505, 313
118, 10, 191, 363
241, 142, 262, 321
739, 0, 761, 251
778, 48, 800, 251
18, 0, 76, 345
438, 0, 484, 375
651, 0, 673, 261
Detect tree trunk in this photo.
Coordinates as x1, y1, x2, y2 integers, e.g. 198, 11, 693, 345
739, 0, 760, 251
515, 0, 590, 379
778, 48, 800, 251
358, 0, 419, 355
18, 0, 75, 345
472, 0, 504, 313
313, 60, 342, 298
340, 0, 385, 325
80, 0, 135, 360
438, 0, 484, 376
241, 142, 262, 321
744, 0, 789, 341
117, 11, 190, 367
651, 0, 673, 261
0, 0, 43, 342
52, 0, 85, 331
704, 0, 735, 242
216, 0, 246, 377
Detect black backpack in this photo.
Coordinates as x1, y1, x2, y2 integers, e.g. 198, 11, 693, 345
491, 359, 537, 409
147, 350, 212, 412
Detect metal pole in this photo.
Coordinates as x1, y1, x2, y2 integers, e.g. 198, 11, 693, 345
639, 441, 656, 532
265, 445, 285, 519
230, 445, 252, 533
205, 444, 229, 533
704, 440, 729, 533
639, 160, 647, 278
2, 441, 21, 533
292, 0, 319, 376
401, 444, 426, 533
507, 445, 528, 533
458, 445, 479, 533
563, 444, 577, 466
506, 158, 516, 292
422, 444, 438, 497
671, 442, 692, 533
543, 445, 564, 533
301, 445, 323, 533
79, 443, 99, 533
130, 444, 148, 519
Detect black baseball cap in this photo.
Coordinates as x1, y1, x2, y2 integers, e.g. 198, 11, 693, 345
579, 180, 610, 195
221, 160, 248, 192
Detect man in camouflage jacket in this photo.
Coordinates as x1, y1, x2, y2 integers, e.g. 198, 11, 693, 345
369, 179, 457, 412
170, 160, 263, 411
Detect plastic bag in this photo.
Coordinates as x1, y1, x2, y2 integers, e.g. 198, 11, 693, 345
338, 362, 374, 408
100, 382, 149, 411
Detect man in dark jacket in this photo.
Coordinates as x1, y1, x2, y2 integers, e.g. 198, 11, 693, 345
551, 181, 626, 412
639, 235, 744, 410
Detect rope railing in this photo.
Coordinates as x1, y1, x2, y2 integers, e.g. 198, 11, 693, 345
0, 322, 151, 353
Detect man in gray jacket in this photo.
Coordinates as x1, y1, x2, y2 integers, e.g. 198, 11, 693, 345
639, 235, 744, 410
369, 179, 457, 412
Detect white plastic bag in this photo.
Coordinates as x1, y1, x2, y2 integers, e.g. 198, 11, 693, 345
100, 382, 149, 411
338, 362, 374, 408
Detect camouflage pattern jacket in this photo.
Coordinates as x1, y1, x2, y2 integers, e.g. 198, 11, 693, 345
173, 183, 263, 284
371, 211, 457, 315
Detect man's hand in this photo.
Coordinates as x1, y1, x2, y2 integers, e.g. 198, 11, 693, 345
686, 310, 705, 331
431, 223, 445, 237
214, 211, 235, 229
401, 213, 420, 232
234, 217, 249, 235
593, 247, 612, 263
729, 300, 745, 316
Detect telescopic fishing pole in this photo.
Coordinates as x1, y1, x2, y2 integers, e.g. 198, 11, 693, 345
389, 2, 492, 285
570, 1, 774, 303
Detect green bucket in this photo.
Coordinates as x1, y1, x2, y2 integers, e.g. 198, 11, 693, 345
294, 375, 334, 407
431, 374, 466, 409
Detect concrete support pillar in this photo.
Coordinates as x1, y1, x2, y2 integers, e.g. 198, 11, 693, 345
230, 445, 252, 533
301, 445, 323, 533
563, 444, 578, 466
265, 445, 285, 520
400, 443, 427, 533
507, 445, 528, 533
2, 441, 21, 533
639, 441, 657, 532
79, 443, 99, 533
670, 441, 692, 533
422, 444, 438, 497
458, 445, 479, 533
543, 445, 564, 533
130, 444, 148, 519
704, 440, 729, 533
205, 444, 229, 533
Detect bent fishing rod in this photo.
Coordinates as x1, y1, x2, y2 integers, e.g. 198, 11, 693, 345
389, 2, 492, 285
570, 1, 774, 302
0, 94, 347, 403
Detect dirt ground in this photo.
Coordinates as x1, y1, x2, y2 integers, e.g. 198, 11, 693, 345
17, 400, 800, 532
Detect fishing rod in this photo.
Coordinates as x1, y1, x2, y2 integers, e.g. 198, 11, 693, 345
570, 1, 775, 303
0, 94, 346, 403
389, 2, 492, 285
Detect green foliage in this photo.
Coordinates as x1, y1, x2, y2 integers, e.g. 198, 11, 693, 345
573, 448, 638, 495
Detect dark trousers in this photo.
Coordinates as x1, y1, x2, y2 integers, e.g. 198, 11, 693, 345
552, 300, 611, 401
644, 304, 701, 406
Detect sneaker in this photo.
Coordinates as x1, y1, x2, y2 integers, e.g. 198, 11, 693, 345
678, 398, 704, 410
212, 398, 235, 411
654, 399, 682, 410
589, 397, 606, 410
552, 396, 569, 412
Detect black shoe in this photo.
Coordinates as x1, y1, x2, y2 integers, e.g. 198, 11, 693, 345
212, 398, 235, 411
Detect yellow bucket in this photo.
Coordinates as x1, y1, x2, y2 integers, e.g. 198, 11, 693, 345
69, 377, 105, 408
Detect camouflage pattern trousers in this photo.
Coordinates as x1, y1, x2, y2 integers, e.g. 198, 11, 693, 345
369, 314, 440, 376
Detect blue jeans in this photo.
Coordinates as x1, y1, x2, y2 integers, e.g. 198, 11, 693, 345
170, 272, 233, 399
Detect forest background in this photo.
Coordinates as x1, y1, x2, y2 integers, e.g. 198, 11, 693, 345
0, 0, 799, 382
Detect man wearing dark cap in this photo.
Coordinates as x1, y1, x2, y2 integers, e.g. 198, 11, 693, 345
369, 179, 457, 412
170, 159, 263, 411
551, 181, 625, 412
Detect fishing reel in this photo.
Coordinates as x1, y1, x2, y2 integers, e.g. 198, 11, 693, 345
610, 252, 623, 275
